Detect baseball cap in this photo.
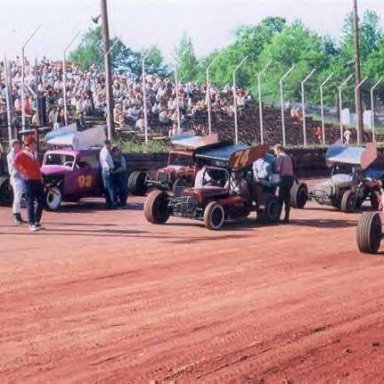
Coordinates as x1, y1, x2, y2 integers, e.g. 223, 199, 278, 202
24, 135, 36, 146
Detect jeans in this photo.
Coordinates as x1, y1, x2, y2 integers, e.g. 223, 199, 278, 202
24, 179, 44, 225
102, 170, 117, 207
113, 172, 128, 206
278, 176, 294, 220
10, 177, 24, 214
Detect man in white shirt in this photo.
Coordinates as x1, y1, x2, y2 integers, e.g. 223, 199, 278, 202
194, 166, 211, 188
7, 140, 25, 224
99, 140, 117, 208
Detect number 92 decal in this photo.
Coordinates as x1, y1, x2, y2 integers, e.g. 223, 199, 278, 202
78, 175, 92, 188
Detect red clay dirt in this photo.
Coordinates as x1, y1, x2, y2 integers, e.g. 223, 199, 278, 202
1, 183, 384, 384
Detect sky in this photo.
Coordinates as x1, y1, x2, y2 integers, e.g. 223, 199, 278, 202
1, 0, 384, 64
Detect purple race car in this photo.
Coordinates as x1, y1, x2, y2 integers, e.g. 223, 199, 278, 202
41, 148, 104, 210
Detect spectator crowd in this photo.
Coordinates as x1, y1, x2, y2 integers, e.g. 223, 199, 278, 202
0, 57, 251, 136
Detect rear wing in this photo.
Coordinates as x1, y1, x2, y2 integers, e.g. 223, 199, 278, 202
326, 142, 377, 170
169, 131, 219, 150
195, 144, 269, 170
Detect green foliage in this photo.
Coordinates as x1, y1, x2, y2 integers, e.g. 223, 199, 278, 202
174, 32, 199, 81
69, 26, 104, 70
143, 45, 168, 77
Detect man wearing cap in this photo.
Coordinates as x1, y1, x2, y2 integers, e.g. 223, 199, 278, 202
7, 139, 25, 224
13, 135, 45, 232
274, 144, 294, 223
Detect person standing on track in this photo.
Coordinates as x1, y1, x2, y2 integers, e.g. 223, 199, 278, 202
13, 135, 45, 232
274, 144, 294, 224
99, 139, 117, 209
7, 139, 25, 224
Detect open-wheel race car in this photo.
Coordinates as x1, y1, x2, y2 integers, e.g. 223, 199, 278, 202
128, 132, 218, 196
144, 143, 281, 230
291, 142, 382, 213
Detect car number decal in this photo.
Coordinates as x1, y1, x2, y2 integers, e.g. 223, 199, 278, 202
78, 175, 92, 188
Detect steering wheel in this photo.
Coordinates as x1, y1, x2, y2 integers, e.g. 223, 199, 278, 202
63, 161, 74, 168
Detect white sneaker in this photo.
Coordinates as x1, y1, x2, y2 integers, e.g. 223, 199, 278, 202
29, 225, 38, 232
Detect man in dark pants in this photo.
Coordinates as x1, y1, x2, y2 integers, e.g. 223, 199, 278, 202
13, 135, 45, 232
99, 139, 117, 208
274, 144, 294, 223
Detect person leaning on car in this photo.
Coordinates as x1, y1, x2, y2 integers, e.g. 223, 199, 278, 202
274, 144, 294, 223
13, 135, 45, 232
7, 139, 25, 224
99, 139, 118, 209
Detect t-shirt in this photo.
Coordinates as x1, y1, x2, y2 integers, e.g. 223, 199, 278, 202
14, 150, 42, 181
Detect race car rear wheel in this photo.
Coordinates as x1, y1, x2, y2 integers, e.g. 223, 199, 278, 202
46, 187, 62, 211
340, 190, 356, 213
263, 194, 280, 223
172, 178, 188, 197
128, 171, 147, 196
144, 190, 170, 224
290, 181, 308, 209
356, 212, 382, 254
204, 201, 225, 230
0, 176, 13, 206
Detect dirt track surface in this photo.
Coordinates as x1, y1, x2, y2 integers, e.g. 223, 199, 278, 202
1, 186, 384, 384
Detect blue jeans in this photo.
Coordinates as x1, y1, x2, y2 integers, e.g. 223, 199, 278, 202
102, 170, 117, 207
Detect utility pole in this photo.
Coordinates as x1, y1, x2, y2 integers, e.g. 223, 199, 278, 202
353, 0, 363, 143
101, 0, 114, 139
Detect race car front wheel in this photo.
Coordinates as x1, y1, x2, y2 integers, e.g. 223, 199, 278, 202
204, 202, 225, 230
46, 187, 62, 211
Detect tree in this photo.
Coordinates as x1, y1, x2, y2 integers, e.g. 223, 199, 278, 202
174, 32, 199, 81
69, 26, 104, 70
69, 27, 141, 76
143, 45, 168, 77
255, 22, 329, 103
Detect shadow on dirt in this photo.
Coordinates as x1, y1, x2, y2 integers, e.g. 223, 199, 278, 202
289, 219, 357, 228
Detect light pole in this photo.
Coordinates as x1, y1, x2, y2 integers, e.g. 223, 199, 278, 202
100, 0, 114, 140
4, 56, 13, 141
353, 0, 364, 143
141, 51, 149, 148
354, 76, 367, 144
63, 30, 81, 126
301, 68, 316, 146
257, 60, 272, 144
370, 77, 382, 142
338, 73, 354, 141
174, 48, 188, 134
279, 64, 295, 147
206, 55, 220, 134
320, 72, 334, 145
232, 56, 247, 144
21, 25, 40, 132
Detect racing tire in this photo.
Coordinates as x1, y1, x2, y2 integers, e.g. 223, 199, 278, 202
290, 181, 308, 209
144, 190, 170, 224
340, 190, 356, 213
356, 212, 382, 254
263, 194, 280, 224
204, 201, 225, 230
172, 178, 188, 197
128, 171, 147, 196
46, 187, 62, 211
370, 192, 379, 210
0, 176, 13, 206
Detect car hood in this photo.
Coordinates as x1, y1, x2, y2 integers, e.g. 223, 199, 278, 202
41, 165, 72, 176
159, 165, 186, 174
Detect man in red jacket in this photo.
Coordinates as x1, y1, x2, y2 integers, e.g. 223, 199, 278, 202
14, 135, 45, 232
